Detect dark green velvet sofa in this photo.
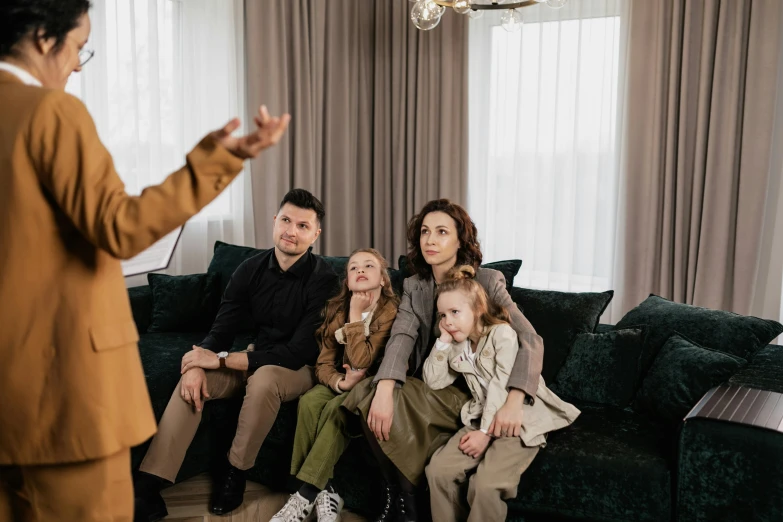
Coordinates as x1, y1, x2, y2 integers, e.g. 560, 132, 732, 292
128, 242, 783, 522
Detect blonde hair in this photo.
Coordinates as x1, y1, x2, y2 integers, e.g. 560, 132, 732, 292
316, 248, 400, 341
436, 265, 510, 337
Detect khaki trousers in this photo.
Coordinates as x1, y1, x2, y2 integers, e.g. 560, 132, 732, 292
0, 448, 132, 522
140, 364, 315, 482
425, 425, 540, 522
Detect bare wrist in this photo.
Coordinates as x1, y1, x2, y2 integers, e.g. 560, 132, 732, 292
225, 352, 249, 371
377, 379, 395, 394
506, 389, 526, 406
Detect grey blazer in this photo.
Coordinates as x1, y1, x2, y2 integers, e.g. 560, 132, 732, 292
373, 268, 544, 401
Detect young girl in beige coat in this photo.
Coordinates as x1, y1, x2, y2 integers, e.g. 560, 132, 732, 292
423, 266, 580, 522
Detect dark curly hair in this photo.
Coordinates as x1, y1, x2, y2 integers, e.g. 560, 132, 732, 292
0, 0, 91, 58
406, 199, 482, 279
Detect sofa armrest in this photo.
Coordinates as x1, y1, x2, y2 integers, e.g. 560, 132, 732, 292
677, 385, 783, 521
128, 285, 153, 334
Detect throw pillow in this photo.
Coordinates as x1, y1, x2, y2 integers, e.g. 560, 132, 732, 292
397, 255, 523, 287
207, 241, 266, 294
552, 327, 646, 408
635, 333, 745, 424
321, 255, 349, 281
147, 273, 221, 333
508, 287, 614, 382
615, 295, 783, 374
388, 268, 405, 297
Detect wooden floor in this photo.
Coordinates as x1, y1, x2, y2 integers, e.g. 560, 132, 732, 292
160, 473, 368, 522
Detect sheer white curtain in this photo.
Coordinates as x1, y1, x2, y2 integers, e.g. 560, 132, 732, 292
66, 0, 252, 287
468, 0, 627, 306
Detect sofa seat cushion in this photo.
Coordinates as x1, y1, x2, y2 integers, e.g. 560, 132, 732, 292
679, 418, 783, 522
512, 406, 672, 522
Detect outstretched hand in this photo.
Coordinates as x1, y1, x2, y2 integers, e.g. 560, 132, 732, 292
211, 105, 291, 160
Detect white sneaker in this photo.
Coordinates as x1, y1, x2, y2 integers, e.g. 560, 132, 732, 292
314, 489, 343, 522
270, 492, 314, 522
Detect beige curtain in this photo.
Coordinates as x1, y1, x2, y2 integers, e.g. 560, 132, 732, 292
244, 0, 467, 260
751, 10, 783, 331
614, 0, 783, 318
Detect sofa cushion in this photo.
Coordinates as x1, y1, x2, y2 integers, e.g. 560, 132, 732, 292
636, 334, 745, 425
388, 268, 406, 297
320, 255, 349, 279
128, 285, 153, 334
205, 242, 278, 333
207, 241, 267, 295
314, 255, 405, 298
512, 405, 672, 522
397, 255, 523, 287
147, 273, 221, 333
208, 241, 404, 297
615, 294, 783, 374
552, 327, 645, 408
729, 343, 783, 393
508, 288, 614, 382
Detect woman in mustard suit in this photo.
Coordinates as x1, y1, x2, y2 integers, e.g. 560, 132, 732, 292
0, 1, 289, 520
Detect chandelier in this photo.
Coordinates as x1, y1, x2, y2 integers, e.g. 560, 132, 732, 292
410, 0, 568, 31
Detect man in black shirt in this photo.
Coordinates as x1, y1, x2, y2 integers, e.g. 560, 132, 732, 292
133, 189, 338, 521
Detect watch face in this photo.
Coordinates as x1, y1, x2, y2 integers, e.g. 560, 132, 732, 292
218, 351, 229, 358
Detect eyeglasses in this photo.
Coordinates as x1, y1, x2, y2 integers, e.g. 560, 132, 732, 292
78, 48, 95, 67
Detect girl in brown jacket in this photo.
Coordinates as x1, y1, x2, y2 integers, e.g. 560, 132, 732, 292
271, 249, 399, 522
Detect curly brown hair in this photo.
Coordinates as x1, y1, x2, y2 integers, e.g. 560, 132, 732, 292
316, 249, 400, 342
436, 265, 510, 336
406, 199, 482, 279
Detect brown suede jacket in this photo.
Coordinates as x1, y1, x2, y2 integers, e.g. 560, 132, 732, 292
315, 298, 398, 392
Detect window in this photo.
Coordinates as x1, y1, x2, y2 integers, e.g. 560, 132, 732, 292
468, 0, 625, 292
66, 0, 244, 219
65, 0, 252, 282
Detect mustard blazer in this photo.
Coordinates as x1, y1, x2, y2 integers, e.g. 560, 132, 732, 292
0, 71, 245, 465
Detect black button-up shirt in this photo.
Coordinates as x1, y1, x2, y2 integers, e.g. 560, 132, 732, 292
200, 247, 338, 372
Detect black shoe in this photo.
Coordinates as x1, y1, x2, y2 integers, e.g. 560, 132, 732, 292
373, 481, 399, 522
209, 464, 246, 515
396, 489, 419, 522
132, 471, 169, 522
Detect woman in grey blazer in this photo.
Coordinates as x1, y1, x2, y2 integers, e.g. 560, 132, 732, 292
342, 199, 544, 522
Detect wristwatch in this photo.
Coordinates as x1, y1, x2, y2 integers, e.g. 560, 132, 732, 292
217, 351, 229, 368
